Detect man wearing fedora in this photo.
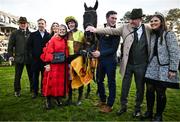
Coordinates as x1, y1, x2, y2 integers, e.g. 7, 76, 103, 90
86, 8, 151, 117
8, 16, 33, 97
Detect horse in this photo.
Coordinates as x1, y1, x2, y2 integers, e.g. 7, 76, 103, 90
81, 0, 99, 98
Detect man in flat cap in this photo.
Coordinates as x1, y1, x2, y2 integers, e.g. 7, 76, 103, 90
8, 16, 33, 97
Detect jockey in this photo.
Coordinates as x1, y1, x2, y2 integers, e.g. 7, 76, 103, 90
65, 16, 85, 106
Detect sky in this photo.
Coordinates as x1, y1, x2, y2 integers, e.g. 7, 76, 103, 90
0, 0, 180, 30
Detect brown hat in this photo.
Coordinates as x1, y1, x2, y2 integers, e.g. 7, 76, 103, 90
130, 8, 145, 19
18, 17, 27, 23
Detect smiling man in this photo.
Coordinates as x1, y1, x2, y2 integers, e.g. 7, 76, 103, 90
92, 10, 120, 113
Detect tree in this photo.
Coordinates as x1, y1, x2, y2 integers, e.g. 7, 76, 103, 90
166, 8, 180, 37
166, 8, 180, 21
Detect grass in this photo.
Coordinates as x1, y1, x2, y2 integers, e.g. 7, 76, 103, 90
0, 66, 180, 121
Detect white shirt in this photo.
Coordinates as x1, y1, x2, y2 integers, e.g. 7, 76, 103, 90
136, 25, 143, 41
39, 31, 45, 38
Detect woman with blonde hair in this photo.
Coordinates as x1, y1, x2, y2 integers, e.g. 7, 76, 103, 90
40, 24, 69, 109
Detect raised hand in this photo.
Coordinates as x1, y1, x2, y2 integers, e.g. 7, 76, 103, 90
85, 26, 96, 32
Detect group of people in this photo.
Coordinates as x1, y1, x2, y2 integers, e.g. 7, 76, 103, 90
8, 15, 86, 108
86, 8, 180, 121
8, 7, 180, 121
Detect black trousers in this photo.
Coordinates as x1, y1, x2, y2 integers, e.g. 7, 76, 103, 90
32, 61, 44, 94
120, 63, 146, 111
97, 59, 117, 107
145, 81, 167, 116
14, 63, 33, 92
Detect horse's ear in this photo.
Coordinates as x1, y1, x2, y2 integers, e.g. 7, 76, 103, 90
93, 0, 98, 10
84, 2, 88, 11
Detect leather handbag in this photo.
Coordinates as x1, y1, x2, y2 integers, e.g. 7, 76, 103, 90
51, 52, 65, 63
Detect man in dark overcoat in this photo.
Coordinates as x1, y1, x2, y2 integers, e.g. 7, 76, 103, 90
28, 18, 50, 98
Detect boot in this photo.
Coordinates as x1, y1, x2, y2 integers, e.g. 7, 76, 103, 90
153, 114, 163, 122
45, 96, 51, 110
142, 111, 153, 119
64, 98, 72, 106
116, 105, 127, 116
77, 86, 83, 106
55, 97, 63, 106
142, 86, 155, 120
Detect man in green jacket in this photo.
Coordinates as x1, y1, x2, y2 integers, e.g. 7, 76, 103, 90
8, 17, 33, 97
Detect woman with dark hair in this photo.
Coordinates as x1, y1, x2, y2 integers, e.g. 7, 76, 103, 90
40, 24, 69, 109
143, 12, 180, 121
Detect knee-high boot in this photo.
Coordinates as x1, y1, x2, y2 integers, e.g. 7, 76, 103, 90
154, 87, 166, 121
143, 83, 155, 119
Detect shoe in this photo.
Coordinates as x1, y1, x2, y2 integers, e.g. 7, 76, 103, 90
45, 100, 51, 110
94, 101, 106, 107
76, 100, 82, 106
32, 93, 38, 99
116, 107, 127, 116
14, 91, 20, 97
55, 98, 63, 106
64, 99, 73, 106
133, 110, 141, 117
100, 105, 112, 113
142, 111, 153, 119
152, 114, 163, 122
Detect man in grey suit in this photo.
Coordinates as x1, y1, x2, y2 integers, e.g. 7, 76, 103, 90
86, 8, 151, 117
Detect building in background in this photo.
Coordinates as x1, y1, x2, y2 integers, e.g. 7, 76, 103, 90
0, 10, 37, 62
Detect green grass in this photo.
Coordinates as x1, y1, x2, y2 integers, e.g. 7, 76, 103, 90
0, 66, 180, 121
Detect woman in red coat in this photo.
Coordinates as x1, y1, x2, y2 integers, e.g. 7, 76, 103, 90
40, 24, 69, 109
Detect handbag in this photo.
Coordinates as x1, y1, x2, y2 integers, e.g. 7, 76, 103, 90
51, 52, 65, 63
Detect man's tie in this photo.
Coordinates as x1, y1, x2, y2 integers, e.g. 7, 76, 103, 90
133, 28, 138, 42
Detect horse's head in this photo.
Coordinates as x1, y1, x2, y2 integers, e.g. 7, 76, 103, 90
83, 0, 98, 49
83, 0, 98, 30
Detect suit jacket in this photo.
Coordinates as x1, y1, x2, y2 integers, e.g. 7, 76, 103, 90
97, 24, 120, 61
95, 23, 151, 78
28, 30, 50, 62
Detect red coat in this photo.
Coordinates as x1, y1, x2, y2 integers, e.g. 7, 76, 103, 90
40, 36, 69, 97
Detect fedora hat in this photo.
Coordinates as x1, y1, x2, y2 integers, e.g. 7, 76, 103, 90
130, 8, 145, 19
18, 17, 27, 23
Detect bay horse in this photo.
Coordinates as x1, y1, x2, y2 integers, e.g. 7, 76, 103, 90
81, 0, 98, 98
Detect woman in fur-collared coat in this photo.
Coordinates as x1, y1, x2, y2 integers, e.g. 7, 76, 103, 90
40, 24, 69, 109
143, 12, 180, 121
